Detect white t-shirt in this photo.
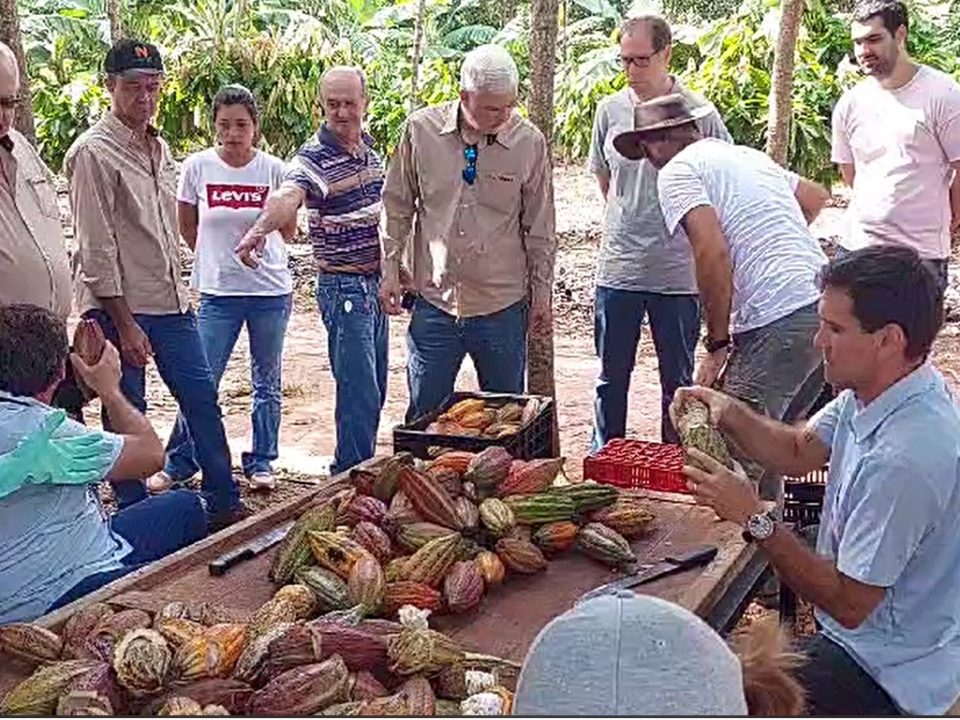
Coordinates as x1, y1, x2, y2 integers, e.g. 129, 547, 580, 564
832, 65, 960, 260
177, 148, 292, 296
657, 138, 826, 334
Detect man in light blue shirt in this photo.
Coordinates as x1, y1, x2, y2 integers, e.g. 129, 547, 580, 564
672, 245, 960, 715
0, 304, 208, 623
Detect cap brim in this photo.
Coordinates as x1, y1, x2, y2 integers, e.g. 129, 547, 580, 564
613, 131, 647, 160
115, 68, 164, 77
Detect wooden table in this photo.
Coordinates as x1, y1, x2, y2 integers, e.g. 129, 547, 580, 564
0, 471, 769, 693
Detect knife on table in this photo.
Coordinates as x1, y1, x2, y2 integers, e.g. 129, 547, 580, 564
208, 520, 295, 576
577, 544, 718, 604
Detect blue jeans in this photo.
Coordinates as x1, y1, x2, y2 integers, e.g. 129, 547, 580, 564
48, 489, 208, 612
166, 294, 292, 479
84, 310, 239, 516
592, 287, 700, 450
316, 273, 388, 475
405, 297, 528, 423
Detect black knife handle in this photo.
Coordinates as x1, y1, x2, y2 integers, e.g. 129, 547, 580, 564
209, 547, 254, 576
665, 545, 718, 569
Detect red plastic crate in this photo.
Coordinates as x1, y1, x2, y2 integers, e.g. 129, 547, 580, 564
583, 439, 692, 495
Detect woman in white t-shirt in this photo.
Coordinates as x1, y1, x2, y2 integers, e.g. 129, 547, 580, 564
155, 85, 295, 492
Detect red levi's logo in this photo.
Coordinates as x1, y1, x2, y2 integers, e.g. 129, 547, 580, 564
207, 184, 269, 210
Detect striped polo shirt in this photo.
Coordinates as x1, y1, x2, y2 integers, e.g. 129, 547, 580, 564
283, 125, 384, 274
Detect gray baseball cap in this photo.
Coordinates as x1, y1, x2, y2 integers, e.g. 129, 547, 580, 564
514, 592, 748, 715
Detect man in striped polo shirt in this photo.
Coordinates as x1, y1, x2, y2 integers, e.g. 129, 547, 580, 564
236, 66, 386, 474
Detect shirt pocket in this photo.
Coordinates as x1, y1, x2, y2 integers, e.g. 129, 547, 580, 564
24, 172, 60, 221
478, 172, 520, 215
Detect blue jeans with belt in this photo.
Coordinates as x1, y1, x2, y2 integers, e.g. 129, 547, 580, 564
316, 273, 388, 475
405, 297, 528, 423
165, 293, 292, 479
84, 310, 239, 517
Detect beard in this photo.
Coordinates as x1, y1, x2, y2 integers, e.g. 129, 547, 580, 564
859, 48, 898, 78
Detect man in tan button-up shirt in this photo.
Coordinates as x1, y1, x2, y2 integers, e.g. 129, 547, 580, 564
380, 44, 556, 422
65, 40, 242, 527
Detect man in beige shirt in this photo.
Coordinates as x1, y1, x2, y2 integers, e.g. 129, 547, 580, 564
65, 40, 242, 528
0, 42, 84, 416
380, 44, 556, 422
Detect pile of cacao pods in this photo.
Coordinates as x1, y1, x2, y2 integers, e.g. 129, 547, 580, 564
423, 397, 544, 439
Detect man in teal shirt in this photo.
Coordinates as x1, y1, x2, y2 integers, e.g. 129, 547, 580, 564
675, 245, 960, 715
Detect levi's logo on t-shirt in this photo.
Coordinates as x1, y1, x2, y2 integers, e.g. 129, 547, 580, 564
206, 184, 269, 209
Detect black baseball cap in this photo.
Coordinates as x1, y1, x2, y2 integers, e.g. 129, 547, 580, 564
103, 39, 164, 76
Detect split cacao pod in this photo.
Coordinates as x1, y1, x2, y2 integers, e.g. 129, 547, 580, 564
676, 396, 734, 470
61, 603, 114, 660
155, 678, 254, 715
112, 628, 172, 697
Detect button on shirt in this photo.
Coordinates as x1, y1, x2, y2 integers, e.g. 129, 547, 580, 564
0, 130, 73, 319
382, 101, 556, 318
588, 82, 731, 293
809, 364, 960, 715
283, 125, 384, 275
0, 392, 126, 624
65, 112, 189, 315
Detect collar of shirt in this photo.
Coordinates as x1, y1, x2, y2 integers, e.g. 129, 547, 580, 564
851, 363, 939, 442
318, 123, 375, 158
440, 100, 519, 149
102, 110, 160, 147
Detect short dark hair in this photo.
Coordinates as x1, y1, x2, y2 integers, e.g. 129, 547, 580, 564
0, 304, 69, 397
621, 15, 672, 52
852, 0, 909, 35
818, 245, 941, 361
212, 84, 260, 125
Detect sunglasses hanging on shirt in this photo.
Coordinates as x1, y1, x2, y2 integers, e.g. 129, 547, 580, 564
462, 143, 478, 185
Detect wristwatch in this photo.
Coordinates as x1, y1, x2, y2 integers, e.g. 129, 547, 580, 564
704, 336, 731, 354
742, 511, 776, 542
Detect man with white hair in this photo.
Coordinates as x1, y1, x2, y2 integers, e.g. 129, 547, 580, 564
380, 44, 556, 422
236, 66, 387, 474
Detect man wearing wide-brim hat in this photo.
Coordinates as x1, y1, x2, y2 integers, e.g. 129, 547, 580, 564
616, 93, 829, 501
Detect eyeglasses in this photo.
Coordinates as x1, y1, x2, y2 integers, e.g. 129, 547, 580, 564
0, 96, 23, 111
462, 144, 478, 185
620, 50, 663, 68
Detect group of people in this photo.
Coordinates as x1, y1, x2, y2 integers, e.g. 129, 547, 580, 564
3, 0, 960, 713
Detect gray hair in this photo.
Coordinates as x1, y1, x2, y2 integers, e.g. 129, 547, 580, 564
460, 44, 519, 94
320, 65, 367, 96
0, 42, 18, 76
621, 15, 673, 52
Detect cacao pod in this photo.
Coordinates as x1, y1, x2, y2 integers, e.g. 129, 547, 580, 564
339, 494, 388, 527
295, 566, 352, 613
461, 481, 478, 503
0, 623, 63, 665
549, 481, 619, 513
154, 678, 253, 715
503, 493, 577, 525
246, 598, 305, 642
588, 498, 656, 539
269, 502, 336, 584
310, 622, 389, 671
386, 628, 465, 676
350, 521, 394, 565
188, 603, 245, 627
156, 617, 206, 650
174, 624, 246, 681
396, 521, 458, 554
202, 704, 230, 716
356, 618, 404, 637
321, 700, 366, 716
401, 533, 462, 587
372, 453, 413, 502
401, 675, 436, 715
357, 692, 409, 715
435, 664, 468, 700
308, 531, 374, 580
241, 623, 322, 687
61, 603, 113, 660
474, 551, 505, 586
478, 498, 516, 537
384, 556, 410, 582
435, 698, 463, 715
273, 583, 319, 617
453, 497, 480, 531
577, 522, 637, 568
56, 661, 125, 716
86, 608, 152, 661
157, 696, 203, 716
112, 628, 171, 696
495, 458, 565, 497
385, 491, 421, 528
158, 602, 191, 621
348, 670, 390, 701
1, 660, 101, 715
495, 536, 547, 574
398, 467, 464, 531
462, 446, 513, 498
232, 622, 296, 686
532, 521, 579, 554
247, 655, 349, 715
427, 450, 475, 475
426, 465, 463, 497
443, 561, 485, 614
676, 396, 734, 470
347, 555, 386, 615
382, 581, 443, 616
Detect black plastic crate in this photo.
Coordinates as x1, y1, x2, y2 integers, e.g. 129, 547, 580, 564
783, 466, 828, 527
393, 391, 555, 460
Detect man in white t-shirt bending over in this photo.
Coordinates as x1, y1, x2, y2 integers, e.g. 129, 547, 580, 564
832, 0, 960, 296
614, 94, 830, 499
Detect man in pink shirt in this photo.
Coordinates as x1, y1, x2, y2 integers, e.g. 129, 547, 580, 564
832, 0, 960, 295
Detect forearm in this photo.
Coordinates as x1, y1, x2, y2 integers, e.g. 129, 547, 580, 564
693, 253, 732, 341
99, 297, 138, 333
596, 174, 610, 201
99, 387, 156, 439
250, 186, 303, 238
720, 399, 826, 476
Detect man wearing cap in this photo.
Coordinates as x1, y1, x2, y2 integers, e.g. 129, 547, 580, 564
615, 93, 829, 499
380, 44, 556, 422
588, 15, 730, 449
0, 42, 85, 418
65, 40, 244, 529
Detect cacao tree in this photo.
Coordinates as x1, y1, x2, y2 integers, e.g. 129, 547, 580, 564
766, 0, 804, 165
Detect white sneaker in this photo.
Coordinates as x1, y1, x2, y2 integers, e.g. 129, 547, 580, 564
146, 471, 176, 494
248, 471, 277, 492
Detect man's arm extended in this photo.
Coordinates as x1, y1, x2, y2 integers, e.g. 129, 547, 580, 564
236, 184, 306, 267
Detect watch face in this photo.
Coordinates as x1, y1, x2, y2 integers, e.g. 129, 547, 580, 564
747, 513, 774, 540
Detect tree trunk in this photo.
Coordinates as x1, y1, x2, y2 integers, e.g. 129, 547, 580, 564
765, 0, 804, 166
0, 0, 37, 144
409, 0, 428, 113
105, 0, 124, 43
526, 0, 559, 452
